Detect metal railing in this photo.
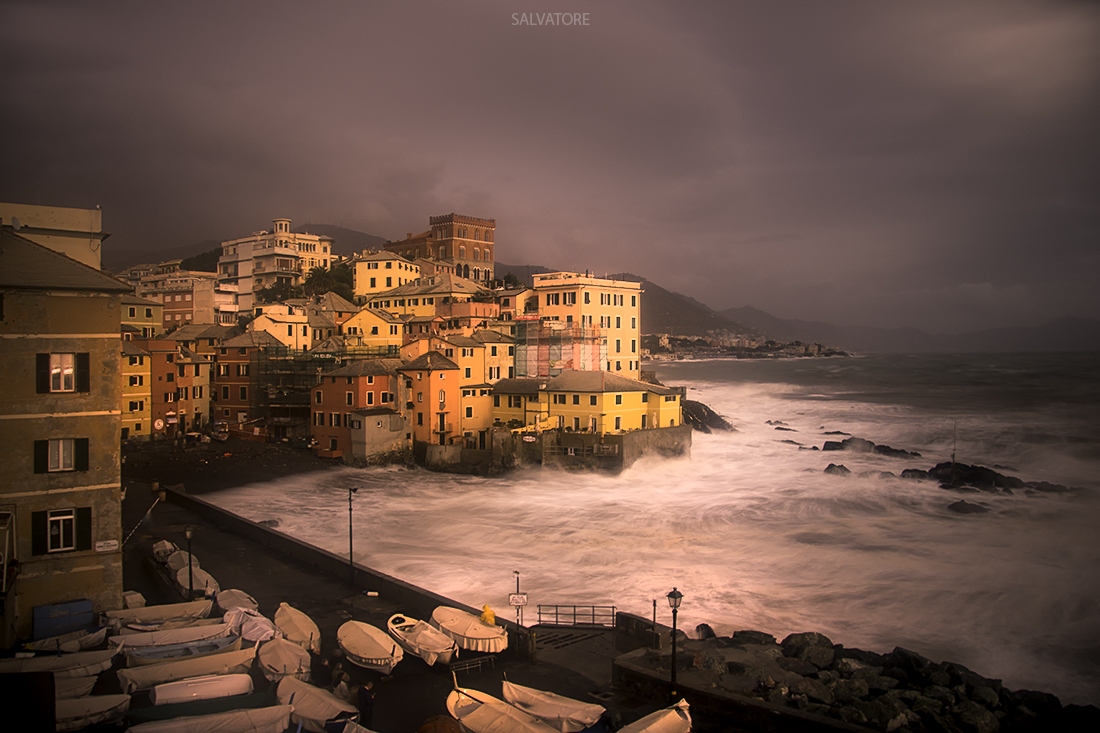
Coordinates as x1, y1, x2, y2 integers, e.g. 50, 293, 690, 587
536, 604, 616, 627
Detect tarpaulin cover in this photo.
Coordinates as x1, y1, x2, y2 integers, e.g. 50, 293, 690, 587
446, 688, 557, 733
257, 638, 310, 682
502, 681, 605, 733
276, 677, 357, 733
105, 600, 213, 630
176, 566, 219, 598
150, 673, 254, 706
125, 704, 292, 733
431, 606, 508, 653
215, 589, 258, 614
55, 694, 131, 732
223, 607, 282, 642
0, 648, 116, 678
387, 614, 456, 666
274, 602, 321, 654
109, 623, 231, 650
618, 700, 691, 733
166, 551, 199, 572
117, 647, 256, 694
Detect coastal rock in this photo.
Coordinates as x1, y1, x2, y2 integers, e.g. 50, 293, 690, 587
873, 444, 922, 459
766, 420, 789, 426
832, 678, 870, 702
776, 656, 819, 676
929, 462, 1024, 492
821, 436, 921, 459
791, 677, 835, 705
681, 400, 733, 433
1027, 481, 1072, 493
859, 470, 898, 479
695, 623, 716, 639
693, 648, 726, 675
731, 630, 777, 646
823, 430, 851, 436
775, 427, 796, 432
953, 700, 1000, 733
782, 632, 835, 668
901, 468, 930, 480
824, 463, 851, 476
948, 500, 990, 514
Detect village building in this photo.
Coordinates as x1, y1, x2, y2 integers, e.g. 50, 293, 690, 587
396, 352, 462, 446
120, 293, 162, 339
0, 202, 110, 270
310, 359, 407, 458
217, 218, 334, 312
385, 213, 496, 283
365, 272, 486, 319
212, 330, 283, 427
135, 269, 239, 328
349, 250, 421, 303
339, 308, 404, 354
121, 341, 152, 441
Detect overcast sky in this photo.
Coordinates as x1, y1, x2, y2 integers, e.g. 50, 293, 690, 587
2, 0, 1098, 332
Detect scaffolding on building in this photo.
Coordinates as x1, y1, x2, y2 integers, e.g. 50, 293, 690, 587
514, 318, 606, 378
250, 345, 339, 439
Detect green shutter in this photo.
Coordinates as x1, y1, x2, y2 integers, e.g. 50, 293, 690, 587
74, 438, 89, 471
76, 353, 90, 392
31, 511, 47, 555
36, 353, 50, 393
75, 507, 92, 551
33, 440, 48, 473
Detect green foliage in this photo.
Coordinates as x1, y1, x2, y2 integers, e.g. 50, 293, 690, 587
256, 281, 303, 303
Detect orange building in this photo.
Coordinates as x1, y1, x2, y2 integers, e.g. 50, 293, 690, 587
397, 352, 461, 445
311, 359, 406, 457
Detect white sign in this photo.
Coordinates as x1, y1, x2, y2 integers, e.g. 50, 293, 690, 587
509, 593, 528, 607
95, 540, 119, 553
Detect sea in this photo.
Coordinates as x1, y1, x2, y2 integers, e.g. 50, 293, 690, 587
208, 352, 1100, 705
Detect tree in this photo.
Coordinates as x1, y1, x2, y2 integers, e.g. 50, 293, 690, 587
256, 280, 302, 304
302, 266, 337, 296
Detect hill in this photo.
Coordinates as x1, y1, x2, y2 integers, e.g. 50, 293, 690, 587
291, 223, 388, 257
611, 274, 757, 338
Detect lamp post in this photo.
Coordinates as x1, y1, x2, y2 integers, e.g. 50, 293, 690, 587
667, 587, 683, 700
185, 527, 194, 601
348, 487, 358, 584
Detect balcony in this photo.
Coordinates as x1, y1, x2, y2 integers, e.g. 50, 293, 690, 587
433, 421, 454, 435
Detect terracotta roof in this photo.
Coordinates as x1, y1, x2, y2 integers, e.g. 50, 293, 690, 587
398, 351, 459, 372
544, 370, 678, 395
122, 293, 160, 306
322, 358, 406, 378
222, 330, 284, 349
490, 378, 545, 396
471, 330, 514, 344
0, 228, 132, 293
315, 291, 357, 312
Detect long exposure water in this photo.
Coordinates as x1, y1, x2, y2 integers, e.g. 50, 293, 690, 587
210, 353, 1100, 705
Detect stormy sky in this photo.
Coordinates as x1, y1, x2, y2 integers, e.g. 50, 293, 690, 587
2, 0, 1098, 333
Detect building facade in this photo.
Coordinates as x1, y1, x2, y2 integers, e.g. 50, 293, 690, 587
218, 218, 334, 312
384, 213, 496, 283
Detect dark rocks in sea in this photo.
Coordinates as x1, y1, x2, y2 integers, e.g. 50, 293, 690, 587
696, 623, 717, 639
823, 430, 851, 436
824, 463, 851, 476
774, 426, 796, 432
681, 399, 733, 433
859, 470, 897, 479
901, 468, 930, 480
822, 436, 922, 459
929, 462, 1079, 495
766, 420, 788, 426
948, 499, 990, 514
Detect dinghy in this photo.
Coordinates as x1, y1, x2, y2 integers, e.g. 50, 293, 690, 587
166, 550, 199, 573
126, 634, 242, 667
150, 673, 254, 706
387, 613, 457, 666
126, 704, 293, 733
502, 680, 606, 733
215, 588, 259, 614
431, 606, 508, 653
446, 686, 558, 733
117, 647, 256, 694
54, 676, 97, 700
105, 599, 212, 631
152, 540, 178, 563
337, 620, 403, 674
273, 602, 320, 654
118, 617, 224, 635
176, 565, 219, 598
276, 677, 358, 733
109, 623, 231, 651
55, 693, 131, 732
224, 607, 282, 642
0, 647, 116, 677
25, 625, 107, 653
618, 700, 691, 733
257, 638, 311, 682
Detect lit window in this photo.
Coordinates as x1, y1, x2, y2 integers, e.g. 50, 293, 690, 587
48, 509, 76, 552
50, 353, 75, 392
48, 438, 74, 471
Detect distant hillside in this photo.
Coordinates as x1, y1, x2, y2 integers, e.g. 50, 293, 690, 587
494, 262, 556, 287
292, 224, 388, 258
611, 274, 757, 337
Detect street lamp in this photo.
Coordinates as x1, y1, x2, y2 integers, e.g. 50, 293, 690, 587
667, 588, 683, 699
185, 527, 194, 601
348, 487, 358, 584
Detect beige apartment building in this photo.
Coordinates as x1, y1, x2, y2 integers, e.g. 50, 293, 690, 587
0, 202, 110, 270
218, 218, 334, 312
136, 270, 239, 328
350, 250, 420, 303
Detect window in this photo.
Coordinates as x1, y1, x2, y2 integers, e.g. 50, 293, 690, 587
464, 368, 471, 379
465, 406, 473, 418
38, 353, 89, 393
34, 438, 88, 473
632, 339, 637, 353
417, 413, 424, 426
615, 416, 622, 430
632, 295, 637, 307
316, 391, 322, 404
616, 317, 621, 329
616, 339, 621, 353
128, 400, 144, 412
367, 392, 374, 406
490, 346, 497, 356
493, 395, 500, 407
128, 306, 136, 318
166, 372, 174, 383
642, 393, 649, 403
218, 364, 230, 377
31, 507, 91, 555
221, 386, 229, 399
615, 394, 623, 405
239, 386, 247, 400
572, 394, 580, 405
346, 392, 354, 406
129, 375, 143, 387
439, 389, 445, 402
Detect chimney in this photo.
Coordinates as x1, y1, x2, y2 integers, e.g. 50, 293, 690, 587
407, 233, 412, 239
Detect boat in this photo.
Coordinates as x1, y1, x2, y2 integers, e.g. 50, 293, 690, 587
25, 625, 107, 653
55, 693, 131, 732
446, 686, 558, 733
0, 648, 116, 678
54, 676, 97, 700
166, 550, 200, 573
618, 700, 691, 733
117, 647, 256, 694
502, 680, 606, 732
150, 673, 254, 706
126, 634, 242, 667
215, 588, 259, 614
109, 623, 231, 651
273, 602, 321, 654
105, 599, 213, 631
257, 638, 311, 682
337, 620, 403, 674
176, 565, 219, 598
276, 677, 358, 733
152, 540, 178, 563
387, 613, 457, 666
431, 606, 508, 653
126, 704, 293, 733
117, 617, 225, 635
224, 606, 281, 642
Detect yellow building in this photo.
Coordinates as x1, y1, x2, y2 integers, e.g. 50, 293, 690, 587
531, 272, 643, 379
489, 379, 548, 429
366, 273, 486, 319
0, 228, 130, 644
121, 341, 152, 440
340, 308, 404, 352
120, 293, 162, 339
350, 250, 420, 303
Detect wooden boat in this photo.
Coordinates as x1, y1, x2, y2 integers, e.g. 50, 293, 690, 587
117, 647, 256, 694
166, 550, 199, 572
257, 638, 311, 682
387, 613, 457, 666
447, 686, 558, 733
152, 540, 178, 563
176, 566, 219, 598
273, 602, 320, 654
105, 599, 212, 632
224, 606, 281, 642
431, 606, 508, 653
150, 673, 254, 706
126, 634, 242, 667
55, 693, 131, 732
618, 700, 691, 733
337, 620, 403, 674
126, 704, 293, 733
54, 676, 97, 700
109, 622, 231, 651
215, 588, 258, 614
502, 680, 606, 733
276, 677, 357, 733
118, 617, 224, 635
0, 647, 116, 678
25, 625, 107, 653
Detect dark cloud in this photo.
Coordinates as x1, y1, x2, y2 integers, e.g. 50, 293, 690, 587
2, 0, 1097, 332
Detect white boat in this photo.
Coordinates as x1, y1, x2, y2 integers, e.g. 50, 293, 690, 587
502, 680, 606, 733
152, 540, 178, 563
55, 693, 131, 732
54, 676, 97, 700
166, 550, 199, 572
337, 620, 403, 674
224, 606, 282, 642
274, 602, 321, 654
618, 700, 691, 733
25, 625, 107, 653
431, 606, 508, 653
0, 648, 116, 678
117, 647, 256, 694
105, 599, 213, 631
215, 588, 259, 614
109, 623, 231, 650
127, 634, 242, 667
257, 637, 311, 682
276, 677, 358, 733
150, 673, 254, 706
387, 613, 457, 666
176, 566, 219, 598
446, 686, 558, 733
126, 704, 293, 733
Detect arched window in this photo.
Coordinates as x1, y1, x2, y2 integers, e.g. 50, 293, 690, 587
439, 389, 445, 402
427, 246, 433, 257
473, 268, 480, 281
473, 247, 480, 260
459, 246, 466, 258
474, 230, 480, 241
463, 264, 470, 279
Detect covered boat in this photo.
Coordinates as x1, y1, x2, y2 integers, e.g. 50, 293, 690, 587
273, 602, 320, 654
166, 550, 199, 572
618, 700, 691, 733
105, 599, 213, 631
126, 704, 293, 733
215, 588, 259, 614
152, 540, 178, 563
55, 676, 97, 700
176, 565, 219, 598
25, 625, 107, 653
431, 606, 508, 653
223, 607, 281, 643
0, 647, 116, 678
150, 673, 254, 706
502, 680, 606, 733
109, 623, 231, 650
276, 677, 358, 733
387, 613, 457, 666
337, 620, 403, 674
117, 647, 256, 694
446, 686, 558, 733
257, 638, 311, 682
126, 634, 242, 667
55, 693, 130, 732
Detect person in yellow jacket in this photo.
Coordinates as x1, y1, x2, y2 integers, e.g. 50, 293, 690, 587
479, 605, 496, 625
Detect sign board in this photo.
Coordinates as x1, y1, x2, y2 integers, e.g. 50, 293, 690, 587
95, 540, 119, 553
509, 593, 528, 607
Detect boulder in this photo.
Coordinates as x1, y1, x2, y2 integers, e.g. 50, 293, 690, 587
873, 444, 922, 459
776, 656, 819, 676
730, 629, 777, 646
695, 623, 717, 639
901, 468, 930, 480
929, 462, 1025, 491
842, 437, 876, 453
782, 632, 836, 669
791, 677, 835, 706
953, 700, 1000, 733
822, 441, 845, 451
682, 400, 733, 433
824, 463, 851, 476
948, 500, 990, 514
692, 648, 726, 675
831, 678, 869, 703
